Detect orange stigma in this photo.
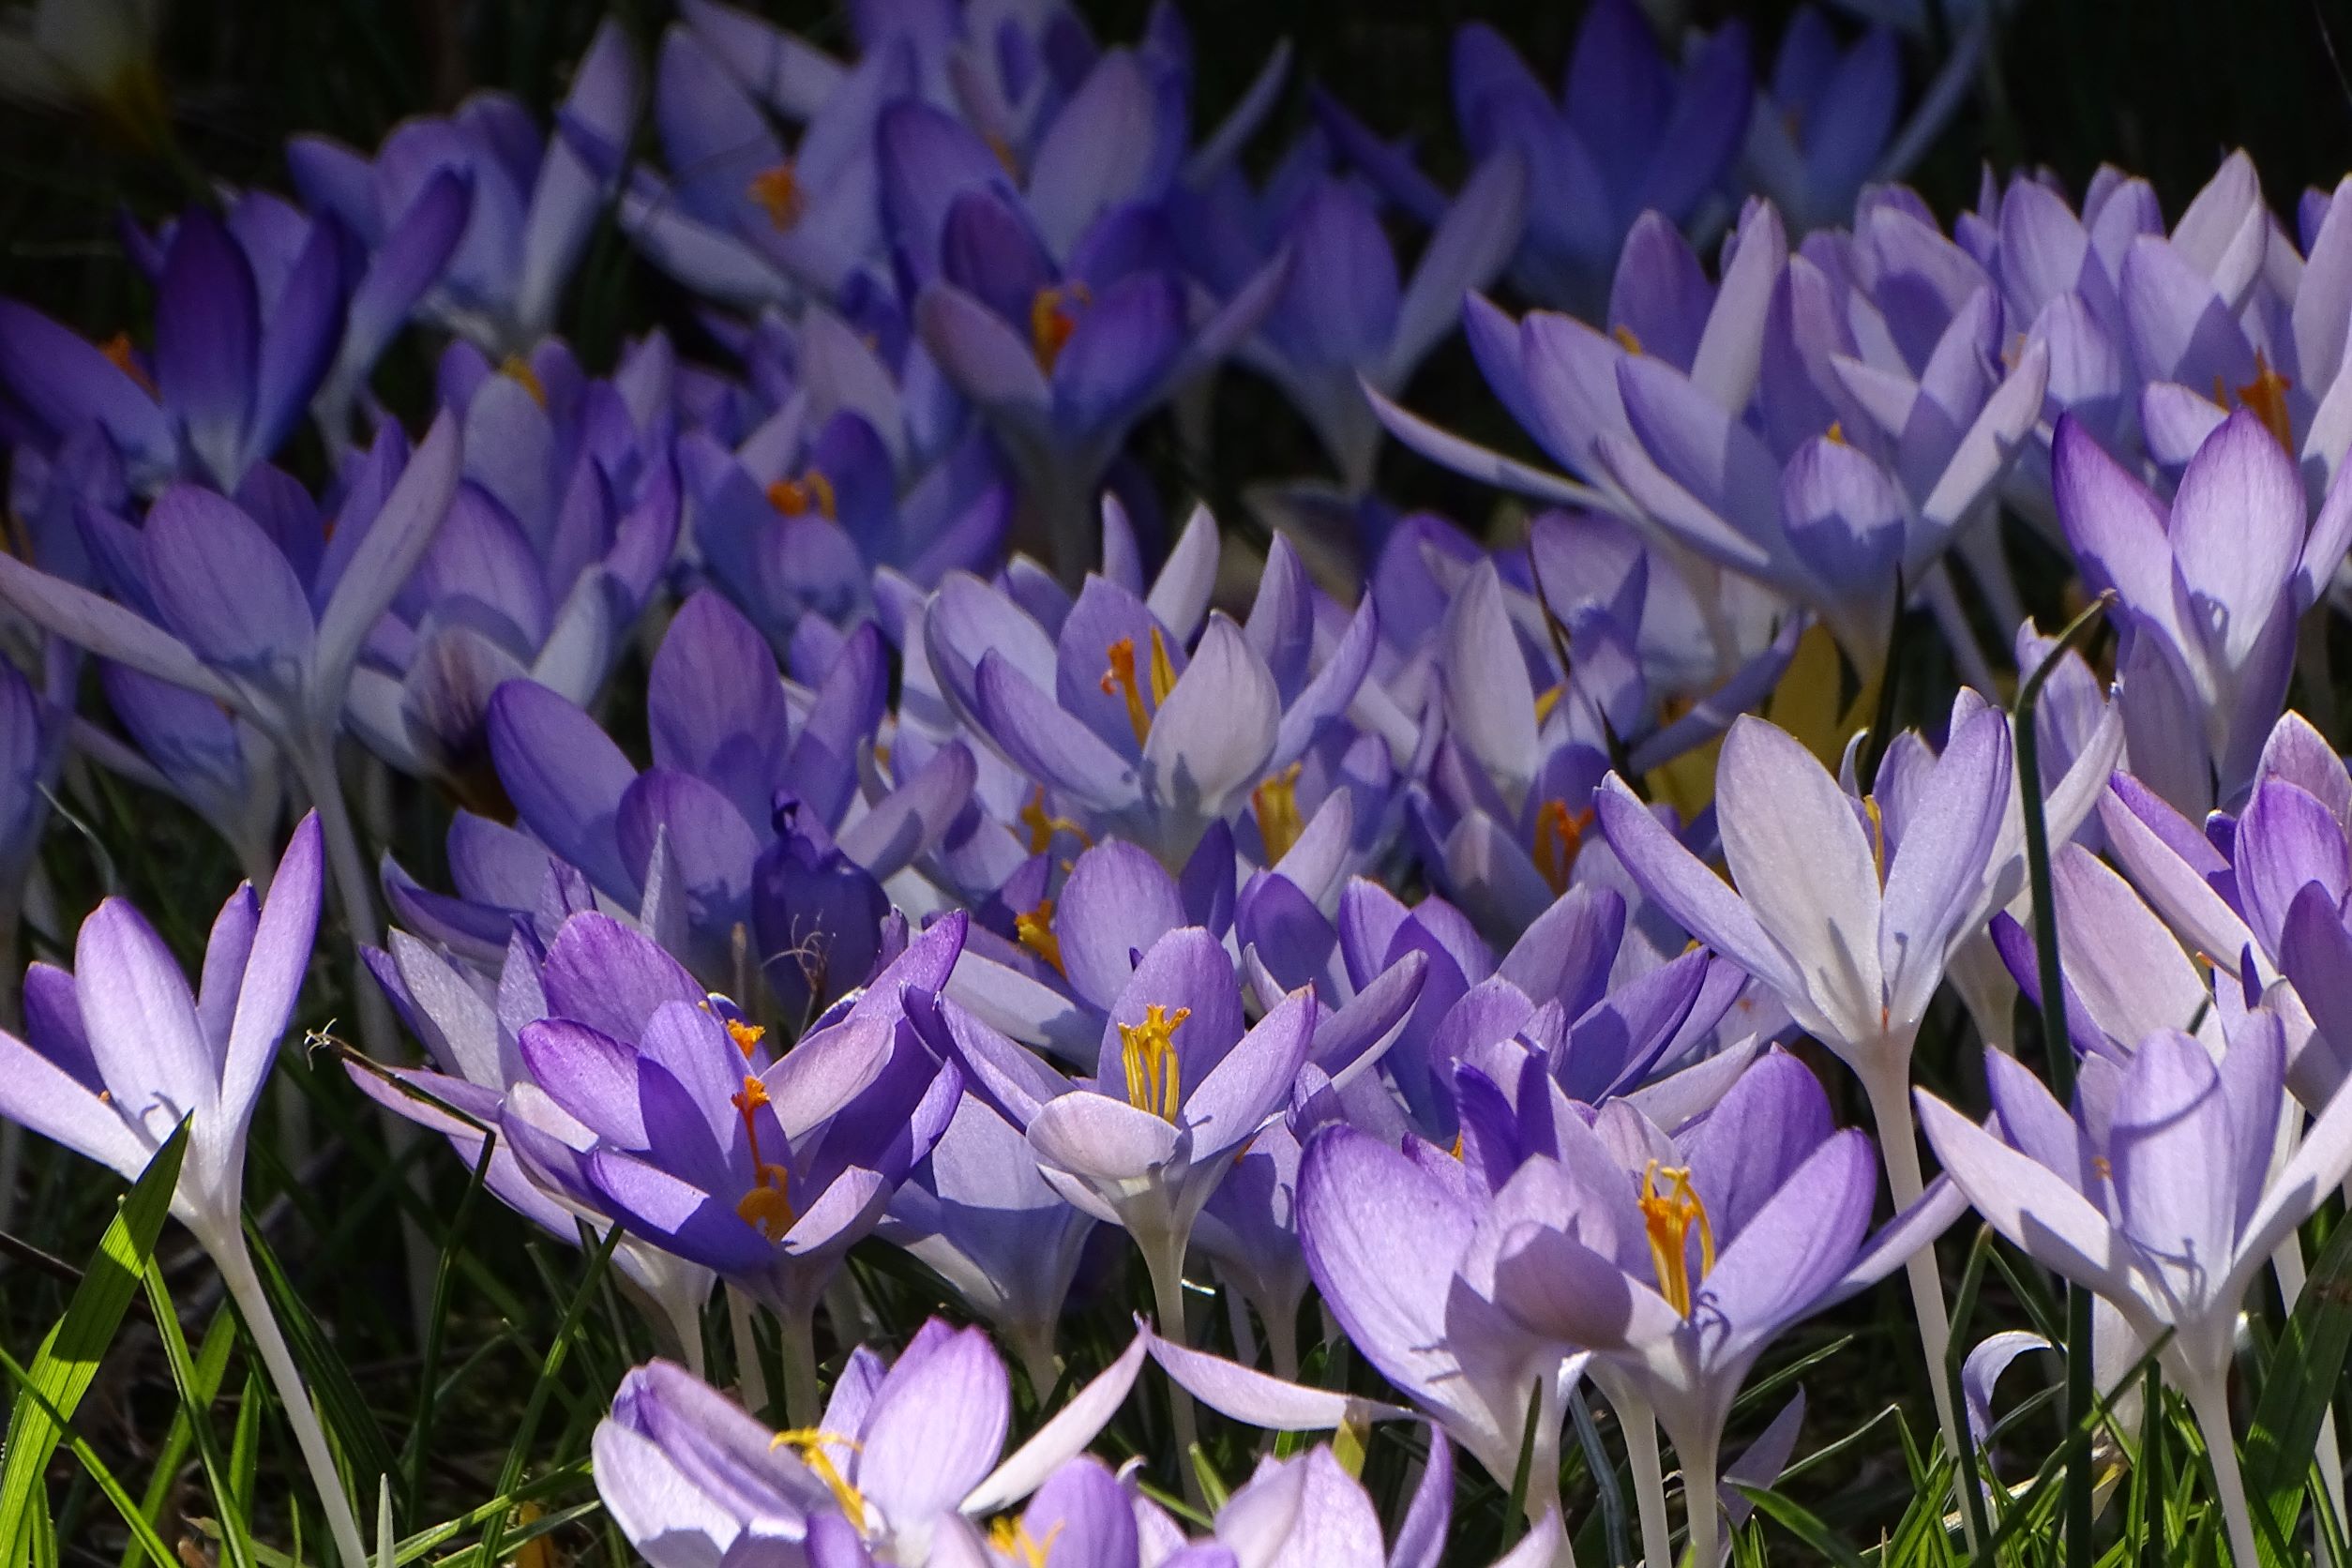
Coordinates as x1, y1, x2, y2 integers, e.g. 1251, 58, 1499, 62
99, 331, 154, 395
1029, 282, 1091, 370
500, 354, 547, 407
2235, 349, 2295, 453
725, 1017, 766, 1060
1015, 897, 1065, 976
1099, 627, 1176, 746
747, 162, 807, 231
1532, 800, 1593, 896
770, 1429, 867, 1530
1637, 1161, 1715, 1318
731, 1074, 794, 1241
767, 469, 837, 520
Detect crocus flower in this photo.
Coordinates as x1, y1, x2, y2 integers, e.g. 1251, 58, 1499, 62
879, 1090, 1096, 1395
287, 20, 641, 355
1490, 1049, 1958, 1568
1740, 10, 1901, 234
1595, 707, 2009, 1481
506, 911, 965, 1422
1179, 143, 1527, 495
0, 815, 372, 1568
353, 924, 717, 1370
1319, 0, 1752, 314
592, 1319, 1149, 1565
0, 205, 349, 495
1918, 1020, 2352, 1568
2055, 409, 2352, 814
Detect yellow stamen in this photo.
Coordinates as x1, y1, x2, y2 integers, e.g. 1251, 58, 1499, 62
731, 1075, 795, 1241
1019, 786, 1094, 853
100, 331, 155, 395
767, 469, 837, 520
770, 1429, 867, 1531
1252, 761, 1305, 863
1016, 897, 1065, 975
500, 354, 547, 408
1611, 324, 1643, 355
747, 162, 807, 230
1532, 800, 1594, 897
1825, 419, 1847, 445
1099, 627, 1176, 746
988, 1516, 1063, 1566
1029, 282, 1091, 371
1533, 683, 1565, 725
1862, 795, 1886, 882
1119, 1003, 1189, 1122
2237, 349, 2295, 454
1637, 1162, 1715, 1319
725, 1018, 766, 1060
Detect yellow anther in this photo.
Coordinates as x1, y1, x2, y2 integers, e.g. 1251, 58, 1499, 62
1251, 762, 1305, 863
1637, 1162, 1715, 1319
1029, 282, 1091, 370
767, 469, 837, 520
2092, 1154, 2113, 1182
748, 162, 807, 230
1119, 1003, 1190, 1122
770, 1429, 867, 1531
500, 354, 548, 408
99, 331, 155, 395
985, 131, 1021, 178
1862, 794, 1886, 882
1825, 420, 1847, 445
1532, 799, 1594, 897
1611, 324, 1643, 355
1019, 787, 1094, 853
725, 1017, 766, 1060
1016, 897, 1065, 976
988, 1516, 1063, 1566
2237, 349, 2295, 454
1533, 682, 1565, 725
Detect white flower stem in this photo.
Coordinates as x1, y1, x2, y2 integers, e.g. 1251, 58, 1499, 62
778, 1299, 822, 1432
215, 1229, 371, 1568
2185, 1369, 2263, 1568
727, 1285, 771, 1418
1141, 1231, 1205, 1508
1681, 1426, 1724, 1568
1859, 1060, 1978, 1555
1619, 1391, 1673, 1568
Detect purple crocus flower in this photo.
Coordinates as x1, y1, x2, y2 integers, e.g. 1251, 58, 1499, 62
0, 815, 372, 1568
1489, 1048, 1960, 1568
1740, 9, 1901, 234
2056, 409, 2352, 814
343, 343, 680, 796
592, 1319, 1149, 1564
287, 20, 641, 355
352, 925, 717, 1370
1595, 707, 2010, 1478
1178, 142, 1526, 495
0, 204, 350, 495
919, 522, 1377, 865
879, 1091, 1095, 1395
505, 912, 965, 1424
1319, 0, 1752, 315
1294, 1121, 1585, 1522
485, 589, 975, 1013
1919, 1019, 2352, 1568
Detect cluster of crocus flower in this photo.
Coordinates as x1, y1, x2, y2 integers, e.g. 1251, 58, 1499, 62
8, 2, 2352, 1565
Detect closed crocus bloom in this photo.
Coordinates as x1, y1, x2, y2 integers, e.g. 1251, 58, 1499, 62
2057, 410, 2352, 814
1918, 1018, 2352, 1567
0, 815, 371, 1568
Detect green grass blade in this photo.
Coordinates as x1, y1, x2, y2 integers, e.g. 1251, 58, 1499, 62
143, 1259, 258, 1568
115, 1305, 235, 1568
475, 1222, 623, 1564
1731, 1483, 1872, 1568
0, 1342, 180, 1568
239, 1215, 400, 1503
0, 1119, 187, 1564
402, 1129, 497, 1518
2244, 1208, 2352, 1565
